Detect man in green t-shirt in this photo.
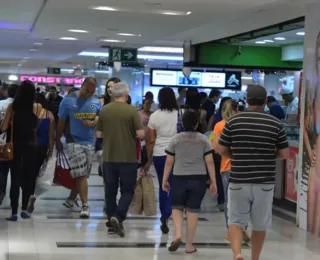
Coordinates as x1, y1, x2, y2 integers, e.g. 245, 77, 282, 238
96, 82, 144, 237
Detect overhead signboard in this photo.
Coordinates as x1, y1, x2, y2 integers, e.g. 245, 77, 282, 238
109, 48, 137, 62
20, 75, 84, 85
47, 67, 61, 75
150, 69, 242, 90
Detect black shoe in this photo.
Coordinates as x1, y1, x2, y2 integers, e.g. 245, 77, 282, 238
106, 221, 116, 234
110, 216, 125, 237
217, 204, 224, 212
160, 216, 169, 234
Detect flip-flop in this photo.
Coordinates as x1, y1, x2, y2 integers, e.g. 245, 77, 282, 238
186, 247, 197, 254
168, 239, 182, 252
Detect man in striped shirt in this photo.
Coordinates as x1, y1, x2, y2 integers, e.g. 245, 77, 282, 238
216, 85, 289, 260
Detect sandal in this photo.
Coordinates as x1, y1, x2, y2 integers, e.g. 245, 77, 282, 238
168, 239, 182, 252
186, 247, 197, 254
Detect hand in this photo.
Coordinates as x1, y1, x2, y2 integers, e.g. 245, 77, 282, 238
47, 150, 53, 159
82, 120, 93, 128
162, 181, 170, 193
209, 182, 217, 196
56, 140, 63, 152
144, 160, 152, 174
138, 168, 145, 177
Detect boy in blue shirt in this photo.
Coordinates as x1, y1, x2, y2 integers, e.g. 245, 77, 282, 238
267, 96, 285, 121
56, 77, 101, 218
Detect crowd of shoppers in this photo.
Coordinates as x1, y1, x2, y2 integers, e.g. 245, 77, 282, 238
0, 78, 289, 260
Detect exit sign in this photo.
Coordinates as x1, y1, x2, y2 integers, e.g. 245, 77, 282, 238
47, 67, 61, 75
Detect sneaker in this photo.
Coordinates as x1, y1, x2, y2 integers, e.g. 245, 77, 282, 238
27, 195, 36, 214
106, 221, 116, 234
20, 211, 31, 219
243, 230, 251, 243
63, 199, 81, 212
217, 204, 224, 212
0, 192, 5, 206
110, 216, 125, 237
160, 216, 169, 234
80, 204, 90, 218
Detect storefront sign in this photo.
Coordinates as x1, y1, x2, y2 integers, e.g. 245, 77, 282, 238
19, 76, 84, 85
285, 146, 299, 202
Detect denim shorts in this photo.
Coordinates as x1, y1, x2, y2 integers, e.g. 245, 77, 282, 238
228, 183, 274, 231
171, 177, 207, 213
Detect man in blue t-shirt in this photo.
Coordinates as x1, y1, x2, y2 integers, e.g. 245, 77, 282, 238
267, 96, 285, 121
56, 77, 101, 218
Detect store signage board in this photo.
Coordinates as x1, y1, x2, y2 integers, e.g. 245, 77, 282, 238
150, 69, 241, 90
20, 75, 84, 84
109, 48, 137, 62
47, 67, 61, 75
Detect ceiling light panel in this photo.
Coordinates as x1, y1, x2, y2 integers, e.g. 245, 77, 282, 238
101, 39, 125, 43
60, 37, 78, 40
68, 29, 89, 33
91, 6, 117, 11
274, 37, 286, 41
138, 46, 183, 53
159, 11, 191, 16
117, 33, 142, 37
263, 40, 274, 43
34, 42, 43, 45
255, 41, 266, 44
296, 32, 305, 36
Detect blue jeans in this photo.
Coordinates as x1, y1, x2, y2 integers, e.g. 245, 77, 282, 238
221, 171, 230, 228
153, 156, 172, 219
103, 162, 137, 222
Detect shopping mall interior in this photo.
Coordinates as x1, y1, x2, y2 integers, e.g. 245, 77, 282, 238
1, 0, 320, 259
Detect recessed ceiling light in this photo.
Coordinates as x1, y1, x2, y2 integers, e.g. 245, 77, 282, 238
68, 29, 89, 33
160, 11, 191, 16
274, 37, 286, 41
263, 40, 274, 43
117, 33, 142, 37
34, 42, 43, 45
101, 39, 125, 43
91, 6, 117, 11
59, 37, 78, 40
17, 64, 22, 67
139, 46, 183, 53
296, 32, 305, 36
255, 41, 266, 44
29, 48, 38, 52
23, 57, 30, 59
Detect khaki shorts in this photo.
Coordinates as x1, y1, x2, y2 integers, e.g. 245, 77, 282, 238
228, 183, 274, 231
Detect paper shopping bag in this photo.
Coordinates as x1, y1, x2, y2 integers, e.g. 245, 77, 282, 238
35, 157, 56, 197
141, 176, 157, 216
53, 152, 76, 190
128, 178, 143, 215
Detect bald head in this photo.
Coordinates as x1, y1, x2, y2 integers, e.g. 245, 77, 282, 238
111, 82, 130, 99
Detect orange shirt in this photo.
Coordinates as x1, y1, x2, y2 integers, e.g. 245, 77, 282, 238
213, 120, 231, 173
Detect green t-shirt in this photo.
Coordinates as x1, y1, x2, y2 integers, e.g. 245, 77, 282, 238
97, 102, 143, 163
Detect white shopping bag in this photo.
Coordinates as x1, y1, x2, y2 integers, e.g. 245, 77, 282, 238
35, 157, 56, 197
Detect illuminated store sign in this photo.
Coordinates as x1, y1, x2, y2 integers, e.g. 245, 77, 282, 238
19, 76, 84, 84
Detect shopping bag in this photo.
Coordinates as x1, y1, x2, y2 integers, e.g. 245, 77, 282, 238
53, 151, 76, 190
128, 177, 143, 215
141, 176, 157, 216
35, 157, 56, 197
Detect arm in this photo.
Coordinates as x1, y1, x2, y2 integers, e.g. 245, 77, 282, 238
207, 115, 214, 131
146, 128, 156, 168
48, 112, 55, 157
215, 121, 233, 158
1, 104, 12, 133
133, 110, 145, 139
205, 154, 216, 184
96, 112, 103, 138
276, 124, 289, 160
163, 155, 174, 184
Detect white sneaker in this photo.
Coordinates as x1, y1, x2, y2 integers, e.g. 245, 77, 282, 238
80, 204, 90, 218
63, 199, 81, 212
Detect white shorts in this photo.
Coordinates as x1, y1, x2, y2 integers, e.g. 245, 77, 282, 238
67, 143, 94, 179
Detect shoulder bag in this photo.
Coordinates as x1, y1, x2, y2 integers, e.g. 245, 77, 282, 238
1, 118, 13, 160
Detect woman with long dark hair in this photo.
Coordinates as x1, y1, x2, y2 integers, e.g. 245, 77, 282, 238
1, 80, 42, 221
145, 87, 179, 234
185, 88, 207, 133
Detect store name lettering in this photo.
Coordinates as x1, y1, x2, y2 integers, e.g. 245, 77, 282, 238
20, 76, 84, 84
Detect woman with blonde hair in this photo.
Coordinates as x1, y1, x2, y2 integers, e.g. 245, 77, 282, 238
211, 99, 250, 242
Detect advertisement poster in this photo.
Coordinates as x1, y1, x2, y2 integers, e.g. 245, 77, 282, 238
202, 72, 226, 88
299, 3, 320, 236
285, 146, 299, 202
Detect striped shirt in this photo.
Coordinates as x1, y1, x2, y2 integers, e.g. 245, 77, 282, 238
219, 110, 288, 184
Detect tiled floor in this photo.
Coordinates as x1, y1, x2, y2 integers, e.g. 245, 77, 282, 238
0, 161, 320, 260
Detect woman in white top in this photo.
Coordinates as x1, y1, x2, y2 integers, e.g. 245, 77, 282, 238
145, 87, 179, 234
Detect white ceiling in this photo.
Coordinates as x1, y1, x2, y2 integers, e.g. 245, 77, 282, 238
241, 28, 305, 46
0, 0, 315, 74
